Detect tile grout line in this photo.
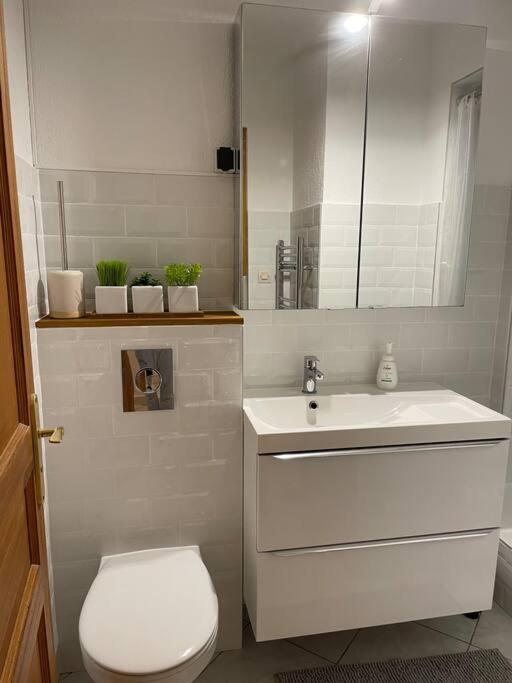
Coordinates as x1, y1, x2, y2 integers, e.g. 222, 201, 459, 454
413, 620, 477, 648
467, 614, 481, 650
336, 629, 361, 665
284, 638, 341, 666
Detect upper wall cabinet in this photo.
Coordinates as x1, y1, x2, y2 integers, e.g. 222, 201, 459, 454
235, 4, 487, 310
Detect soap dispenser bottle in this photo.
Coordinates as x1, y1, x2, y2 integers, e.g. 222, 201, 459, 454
376, 342, 398, 391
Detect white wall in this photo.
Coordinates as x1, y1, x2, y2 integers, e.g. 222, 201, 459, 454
364, 19, 431, 205
476, 48, 512, 187
322, 19, 367, 205
244, 184, 509, 400
376, 0, 512, 188
30, 0, 368, 24
291, 12, 328, 211
39, 168, 235, 312
244, 6, 369, 212
28, 0, 512, 183
327, 17, 484, 206
27, 0, 367, 174
422, 23, 486, 203
243, 4, 294, 213
4, 0, 32, 163
28, 1, 233, 173
376, 0, 512, 47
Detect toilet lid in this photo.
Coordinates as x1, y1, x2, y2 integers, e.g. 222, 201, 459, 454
79, 547, 218, 676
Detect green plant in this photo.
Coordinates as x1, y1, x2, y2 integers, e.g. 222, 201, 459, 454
130, 271, 161, 287
164, 263, 202, 287
96, 260, 129, 286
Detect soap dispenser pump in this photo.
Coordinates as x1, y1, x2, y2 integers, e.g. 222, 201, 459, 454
376, 342, 398, 391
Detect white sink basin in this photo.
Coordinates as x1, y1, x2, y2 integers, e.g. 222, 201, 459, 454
244, 385, 511, 453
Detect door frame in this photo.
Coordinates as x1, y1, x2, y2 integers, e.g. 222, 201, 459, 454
0, 0, 57, 679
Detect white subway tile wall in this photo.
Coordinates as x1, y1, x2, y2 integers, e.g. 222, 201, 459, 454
243, 186, 511, 411
31, 171, 512, 674
249, 201, 439, 310
39, 170, 235, 311
242, 186, 511, 408
319, 202, 359, 309
359, 202, 438, 308
291, 205, 320, 309
37, 325, 243, 672
248, 210, 290, 309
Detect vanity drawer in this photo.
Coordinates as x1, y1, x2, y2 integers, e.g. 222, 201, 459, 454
257, 440, 508, 551
249, 528, 499, 641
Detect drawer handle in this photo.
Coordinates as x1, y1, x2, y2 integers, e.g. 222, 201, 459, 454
271, 530, 494, 556
270, 440, 503, 461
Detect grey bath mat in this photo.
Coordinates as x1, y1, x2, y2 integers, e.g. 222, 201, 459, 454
275, 648, 512, 682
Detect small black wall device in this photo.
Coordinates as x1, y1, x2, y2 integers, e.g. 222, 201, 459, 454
216, 147, 239, 173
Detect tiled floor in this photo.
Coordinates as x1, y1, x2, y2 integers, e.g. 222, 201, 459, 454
60, 604, 512, 683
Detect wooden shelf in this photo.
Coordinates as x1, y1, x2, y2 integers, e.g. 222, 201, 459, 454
35, 310, 243, 328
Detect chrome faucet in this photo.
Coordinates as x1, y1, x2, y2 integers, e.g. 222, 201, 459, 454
302, 355, 324, 394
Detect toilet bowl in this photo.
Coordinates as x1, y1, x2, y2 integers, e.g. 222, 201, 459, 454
79, 546, 218, 683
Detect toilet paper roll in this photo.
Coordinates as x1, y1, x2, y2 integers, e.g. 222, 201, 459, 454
47, 270, 85, 318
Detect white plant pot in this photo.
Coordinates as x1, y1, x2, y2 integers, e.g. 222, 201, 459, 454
167, 285, 199, 313
95, 286, 128, 314
132, 285, 164, 313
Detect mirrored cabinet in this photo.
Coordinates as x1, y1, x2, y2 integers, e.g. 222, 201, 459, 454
234, 4, 486, 310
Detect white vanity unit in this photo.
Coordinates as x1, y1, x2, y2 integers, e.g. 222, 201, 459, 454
243, 386, 511, 642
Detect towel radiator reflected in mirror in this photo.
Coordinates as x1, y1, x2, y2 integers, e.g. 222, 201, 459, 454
275, 237, 304, 309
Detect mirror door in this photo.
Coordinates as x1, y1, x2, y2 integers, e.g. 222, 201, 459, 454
359, 17, 486, 308
241, 4, 368, 310
238, 5, 487, 310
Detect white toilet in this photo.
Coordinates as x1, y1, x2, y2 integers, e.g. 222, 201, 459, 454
79, 546, 218, 683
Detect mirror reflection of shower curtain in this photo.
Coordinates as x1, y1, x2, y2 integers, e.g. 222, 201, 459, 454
433, 92, 481, 306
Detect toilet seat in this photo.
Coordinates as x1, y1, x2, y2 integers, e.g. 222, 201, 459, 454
81, 624, 218, 683
79, 546, 218, 682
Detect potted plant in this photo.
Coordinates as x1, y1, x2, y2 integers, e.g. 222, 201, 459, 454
95, 260, 129, 313
130, 271, 163, 313
165, 263, 202, 313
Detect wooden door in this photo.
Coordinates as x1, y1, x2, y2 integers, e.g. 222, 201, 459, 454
0, 0, 57, 680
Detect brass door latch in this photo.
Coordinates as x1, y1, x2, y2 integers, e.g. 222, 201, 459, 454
30, 394, 64, 504
37, 426, 64, 444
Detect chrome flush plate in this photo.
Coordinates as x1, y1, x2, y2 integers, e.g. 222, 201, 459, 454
121, 348, 174, 412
